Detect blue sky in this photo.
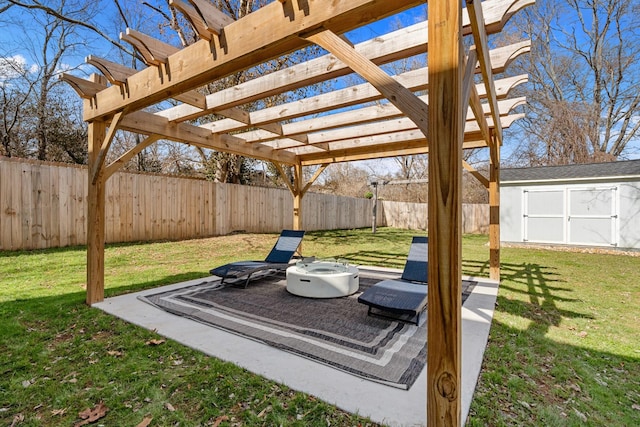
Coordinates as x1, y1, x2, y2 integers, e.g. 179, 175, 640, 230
2, 1, 636, 171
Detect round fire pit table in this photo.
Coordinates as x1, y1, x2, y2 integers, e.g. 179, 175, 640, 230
286, 259, 359, 298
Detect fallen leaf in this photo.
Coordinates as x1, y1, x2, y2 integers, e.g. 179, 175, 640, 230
51, 408, 66, 416
22, 379, 34, 388
568, 383, 581, 392
146, 339, 165, 346
10, 414, 24, 427
212, 415, 229, 427
578, 331, 588, 338
75, 402, 108, 427
518, 400, 531, 410
136, 415, 153, 427
164, 402, 175, 412
632, 404, 640, 411
573, 408, 587, 422
107, 350, 123, 357
257, 405, 272, 418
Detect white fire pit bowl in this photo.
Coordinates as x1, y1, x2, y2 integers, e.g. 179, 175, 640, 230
286, 259, 359, 298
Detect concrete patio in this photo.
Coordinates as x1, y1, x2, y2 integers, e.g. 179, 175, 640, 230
94, 267, 498, 427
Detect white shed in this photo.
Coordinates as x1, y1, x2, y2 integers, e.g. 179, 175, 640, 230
500, 160, 640, 250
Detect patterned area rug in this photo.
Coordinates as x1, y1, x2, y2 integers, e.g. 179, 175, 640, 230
139, 268, 476, 390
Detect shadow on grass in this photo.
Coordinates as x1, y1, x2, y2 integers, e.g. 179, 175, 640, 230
466, 259, 638, 426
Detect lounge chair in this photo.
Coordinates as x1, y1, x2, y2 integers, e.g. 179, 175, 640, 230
209, 229, 305, 287
357, 236, 428, 325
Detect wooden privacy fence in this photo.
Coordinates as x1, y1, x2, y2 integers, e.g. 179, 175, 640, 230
0, 157, 489, 250
381, 200, 489, 234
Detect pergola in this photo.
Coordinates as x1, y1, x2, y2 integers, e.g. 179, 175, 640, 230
63, 0, 533, 424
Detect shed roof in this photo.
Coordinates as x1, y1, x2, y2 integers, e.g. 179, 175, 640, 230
501, 160, 640, 183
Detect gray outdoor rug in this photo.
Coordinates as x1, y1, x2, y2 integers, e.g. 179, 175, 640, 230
139, 268, 476, 390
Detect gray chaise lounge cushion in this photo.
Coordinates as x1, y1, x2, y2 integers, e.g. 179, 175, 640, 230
209, 229, 305, 287
357, 236, 428, 324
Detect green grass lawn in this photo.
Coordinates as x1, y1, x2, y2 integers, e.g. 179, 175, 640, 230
1, 228, 638, 426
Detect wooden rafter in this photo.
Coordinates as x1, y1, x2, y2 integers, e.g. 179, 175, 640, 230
295, 115, 525, 166
83, 0, 426, 121
237, 96, 525, 148
61, 73, 106, 99
463, 47, 491, 147
199, 40, 530, 143
303, 28, 429, 137
237, 98, 522, 161
157, 1, 531, 125
118, 31, 207, 109
170, 0, 234, 40
467, 0, 503, 145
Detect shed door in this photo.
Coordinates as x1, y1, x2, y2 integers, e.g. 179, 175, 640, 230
567, 187, 617, 246
523, 186, 618, 246
523, 189, 565, 243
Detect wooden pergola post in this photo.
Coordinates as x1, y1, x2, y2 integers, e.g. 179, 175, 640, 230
489, 136, 501, 280
293, 163, 303, 231
427, 0, 463, 425
86, 118, 107, 305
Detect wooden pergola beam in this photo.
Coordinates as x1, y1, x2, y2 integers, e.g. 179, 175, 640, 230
117, 110, 298, 165
189, 0, 235, 34
263, 108, 523, 157
83, 0, 425, 122
296, 134, 501, 166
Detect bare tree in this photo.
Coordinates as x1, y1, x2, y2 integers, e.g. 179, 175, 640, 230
316, 163, 370, 198
0, 55, 36, 157
0, 0, 101, 163
507, 0, 640, 165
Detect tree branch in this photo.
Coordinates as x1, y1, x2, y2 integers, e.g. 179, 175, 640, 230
7, 0, 135, 57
